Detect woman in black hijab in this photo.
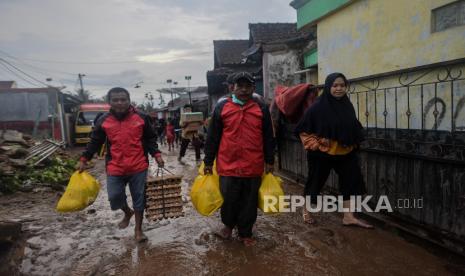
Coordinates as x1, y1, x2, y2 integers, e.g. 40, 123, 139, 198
295, 72, 372, 228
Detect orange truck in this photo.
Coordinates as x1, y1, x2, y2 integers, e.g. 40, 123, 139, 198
74, 103, 110, 144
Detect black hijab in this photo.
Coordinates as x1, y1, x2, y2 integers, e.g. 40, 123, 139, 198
295, 72, 364, 146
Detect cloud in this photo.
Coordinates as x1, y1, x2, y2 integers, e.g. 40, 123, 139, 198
0, 0, 296, 103
136, 49, 210, 63
83, 70, 145, 87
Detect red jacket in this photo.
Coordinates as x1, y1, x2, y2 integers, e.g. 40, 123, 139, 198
81, 106, 160, 176
204, 97, 275, 177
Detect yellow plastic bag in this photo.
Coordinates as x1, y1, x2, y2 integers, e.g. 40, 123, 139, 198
56, 171, 100, 212
190, 174, 223, 216
258, 173, 285, 213
198, 160, 217, 176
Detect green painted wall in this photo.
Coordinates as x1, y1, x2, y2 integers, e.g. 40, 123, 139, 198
304, 49, 318, 67
296, 0, 350, 29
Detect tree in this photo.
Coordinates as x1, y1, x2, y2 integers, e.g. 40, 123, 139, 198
74, 88, 92, 102
131, 101, 146, 112
144, 92, 156, 112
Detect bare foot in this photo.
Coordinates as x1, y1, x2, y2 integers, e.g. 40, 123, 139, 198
302, 210, 316, 224
135, 230, 148, 243
214, 226, 232, 240
342, 217, 373, 229
239, 237, 257, 247
118, 210, 134, 229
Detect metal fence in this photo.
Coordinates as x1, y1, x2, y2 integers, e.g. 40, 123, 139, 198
277, 59, 465, 254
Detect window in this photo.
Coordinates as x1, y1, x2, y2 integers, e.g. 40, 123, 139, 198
76, 111, 102, 126
432, 0, 465, 32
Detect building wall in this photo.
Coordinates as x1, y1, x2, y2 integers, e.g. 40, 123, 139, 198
209, 91, 229, 114
296, 0, 351, 29
0, 91, 60, 138
349, 63, 465, 131
262, 49, 302, 101
0, 92, 52, 121
317, 0, 465, 81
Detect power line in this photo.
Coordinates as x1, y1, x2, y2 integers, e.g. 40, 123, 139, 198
4, 55, 142, 65
0, 50, 207, 87
0, 50, 74, 76
0, 58, 50, 86
0, 62, 41, 87
0, 50, 81, 90
73, 77, 80, 92
0, 48, 212, 65
0, 48, 141, 64
2, 56, 76, 76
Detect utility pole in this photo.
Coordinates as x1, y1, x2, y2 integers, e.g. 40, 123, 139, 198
173, 81, 178, 115
78, 73, 85, 92
158, 92, 165, 107
185, 75, 192, 108
78, 73, 86, 102
166, 79, 173, 107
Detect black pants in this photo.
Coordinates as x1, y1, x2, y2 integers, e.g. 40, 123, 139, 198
220, 176, 261, 238
179, 137, 201, 160
175, 130, 181, 146
305, 151, 366, 203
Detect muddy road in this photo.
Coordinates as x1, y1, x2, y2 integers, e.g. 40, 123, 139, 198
0, 144, 463, 275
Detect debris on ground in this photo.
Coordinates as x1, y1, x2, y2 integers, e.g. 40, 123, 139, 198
0, 145, 463, 275
25, 139, 66, 166
0, 130, 78, 194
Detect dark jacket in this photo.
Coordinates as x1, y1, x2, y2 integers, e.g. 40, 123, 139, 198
204, 97, 275, 177
81, 106, 160, 176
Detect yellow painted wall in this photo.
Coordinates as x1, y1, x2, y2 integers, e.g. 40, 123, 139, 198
317, 0, 465, 81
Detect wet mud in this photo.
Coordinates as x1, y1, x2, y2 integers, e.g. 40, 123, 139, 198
0, 144, 463, 275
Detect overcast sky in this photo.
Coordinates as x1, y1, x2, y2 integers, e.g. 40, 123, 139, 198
0, 0, 296, 104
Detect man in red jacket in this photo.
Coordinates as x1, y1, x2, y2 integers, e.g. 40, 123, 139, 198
79, 87, 164, 242
204, 72, 275, 246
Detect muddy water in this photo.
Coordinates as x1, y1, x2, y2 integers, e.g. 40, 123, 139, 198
0, 157, 134, 276
0, 144, 462, 275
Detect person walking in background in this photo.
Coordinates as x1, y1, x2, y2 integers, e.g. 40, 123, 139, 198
166, 118, 175, 151
295, 72, 373, 228
157, 118, 166, 146
178, 105, 201, 163
173, 115, 181, 148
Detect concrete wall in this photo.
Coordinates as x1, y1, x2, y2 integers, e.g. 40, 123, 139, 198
0, 91, 54, 121
0, 91, 58, 137
262, 49, 302, 101
312, 0, 465, 131
317, 0, 465, 81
